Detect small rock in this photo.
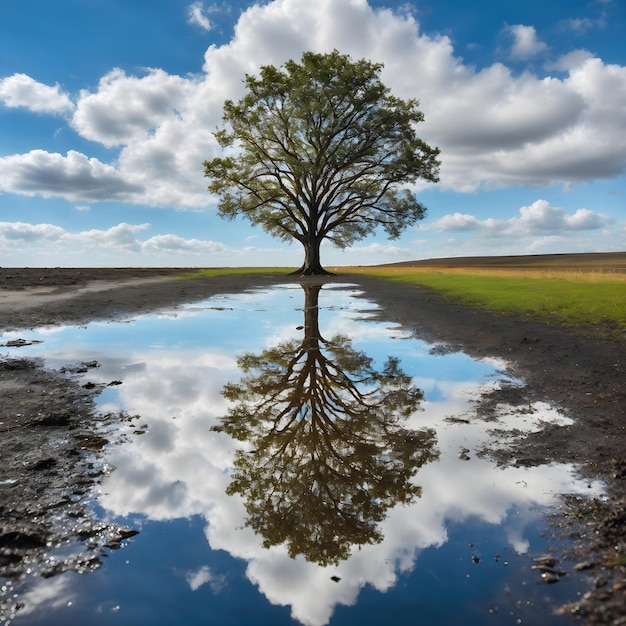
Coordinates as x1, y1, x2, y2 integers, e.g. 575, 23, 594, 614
573, 561, 596, 572
541, 571, 560, 584
6, 339, 42, 347
117, 527, 139, 540
533, 555, 559, 568
594, 575, 609, 588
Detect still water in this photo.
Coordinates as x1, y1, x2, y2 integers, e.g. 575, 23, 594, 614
2, 283, 602, 625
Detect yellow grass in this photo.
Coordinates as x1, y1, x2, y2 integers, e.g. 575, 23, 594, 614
341, 263, 626, 338
341, 265, 626, 284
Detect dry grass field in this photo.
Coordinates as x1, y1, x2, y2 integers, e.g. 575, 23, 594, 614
372, 251, 626, 275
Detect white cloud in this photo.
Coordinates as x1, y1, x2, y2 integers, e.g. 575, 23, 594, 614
74, 223, 151, 252
0, 0, 625, 207
429, 213, 483, 232
427, 200, 612, 237
0, 222, 251, 265
516, 200, 610, 232
0, 221, 218, 257
72, 68, 193, 148
0, 73, 74, 114
0, 217, 305, 267
0, 221, 66, 242
142, 234, 228, 254
431, 57, 626, 189
0, 221, 150, 253
188, 2, 213, 31
546, 49, 595, 72
505, 24, 549, 61
0, 150, 143, 201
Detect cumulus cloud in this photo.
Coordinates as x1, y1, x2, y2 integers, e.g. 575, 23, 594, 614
505, 24, 549, 61
142, 234, 229, 254
0, 221, 151, 252
188, 2, 213, 31
546, 49, 595, 72
0, 221, 228, 258
0, 0, 625, 206
429, 213, 483, 232
0, 150, 143, 201
427, 200, 612, 236
74, 223, 151, 252
0, 73, 74, 114
72, 68, 193, 147
0, 222, 66, 242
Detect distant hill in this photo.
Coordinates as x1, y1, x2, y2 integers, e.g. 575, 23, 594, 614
377, 252, 626, 273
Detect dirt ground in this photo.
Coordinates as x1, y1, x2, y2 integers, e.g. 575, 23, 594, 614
0, 267, 624, 624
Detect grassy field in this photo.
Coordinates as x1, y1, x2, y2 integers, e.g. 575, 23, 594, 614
177, 253, 626, 338
343, 252, 626, 337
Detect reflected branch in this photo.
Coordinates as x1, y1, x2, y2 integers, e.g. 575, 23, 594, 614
214, 284, 438, 565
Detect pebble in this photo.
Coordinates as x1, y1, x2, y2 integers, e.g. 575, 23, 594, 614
573, 561, 596, 572
541, 571, 560, 584
533, 555, 559, 568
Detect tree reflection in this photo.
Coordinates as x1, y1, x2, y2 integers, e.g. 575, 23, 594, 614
214, 284, 438, 566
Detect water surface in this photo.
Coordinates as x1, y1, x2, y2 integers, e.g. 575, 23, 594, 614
1, 283, 601, 625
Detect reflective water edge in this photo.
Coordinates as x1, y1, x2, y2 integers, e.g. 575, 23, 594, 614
1, 283, 603, 625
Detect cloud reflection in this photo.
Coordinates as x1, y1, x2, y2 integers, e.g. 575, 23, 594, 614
185, 565, 226, 593
57, 285, 602, 626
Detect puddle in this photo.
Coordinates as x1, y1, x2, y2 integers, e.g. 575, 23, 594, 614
1, 283, 603, 625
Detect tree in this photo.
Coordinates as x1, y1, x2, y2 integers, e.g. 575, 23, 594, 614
203, 50, 440, 274
213, 284, 438, 565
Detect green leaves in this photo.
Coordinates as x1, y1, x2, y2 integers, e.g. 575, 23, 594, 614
203, 50, 440, 273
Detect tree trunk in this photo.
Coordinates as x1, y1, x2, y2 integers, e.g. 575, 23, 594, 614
290, 237, 333, 275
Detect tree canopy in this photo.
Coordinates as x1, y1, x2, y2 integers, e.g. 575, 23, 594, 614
204, 50, 440, 274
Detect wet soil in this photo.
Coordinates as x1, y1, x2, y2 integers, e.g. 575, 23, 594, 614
0, 267, 624, 624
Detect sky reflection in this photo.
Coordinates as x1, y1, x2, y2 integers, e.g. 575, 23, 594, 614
2, 283, 603, 626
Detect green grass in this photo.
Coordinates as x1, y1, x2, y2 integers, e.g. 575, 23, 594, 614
349, 267, 626, 337
172, 264, 626, 338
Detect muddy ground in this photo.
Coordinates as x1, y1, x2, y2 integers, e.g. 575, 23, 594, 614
0, 267, 624, 624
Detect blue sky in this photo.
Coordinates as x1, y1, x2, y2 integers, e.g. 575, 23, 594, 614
0, 0, 624, 268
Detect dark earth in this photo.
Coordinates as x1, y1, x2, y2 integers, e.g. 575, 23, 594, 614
0, 267, 624, 624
